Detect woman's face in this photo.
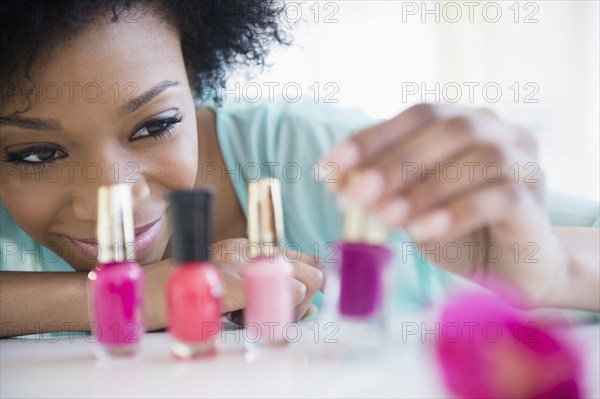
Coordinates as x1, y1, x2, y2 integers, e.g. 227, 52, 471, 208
0, 14, 199, 271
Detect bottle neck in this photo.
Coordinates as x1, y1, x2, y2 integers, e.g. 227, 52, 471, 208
176, 261, 213, 268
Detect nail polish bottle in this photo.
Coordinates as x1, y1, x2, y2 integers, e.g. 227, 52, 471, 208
166, 189, 223, 359
87, 184, 145, 360
244, 178, 294, 350
331, 202, 393, 339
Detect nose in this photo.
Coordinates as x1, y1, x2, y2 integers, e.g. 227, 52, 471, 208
70, 165, 151, 222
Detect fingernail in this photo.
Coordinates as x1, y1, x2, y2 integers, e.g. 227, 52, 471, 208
295, 282, 307, 305
378, 198, 411, 227
345, 169, 385, 205
407, 210, 452, 241
321, 142, 361, 175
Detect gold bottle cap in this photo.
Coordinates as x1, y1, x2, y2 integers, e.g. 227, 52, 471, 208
341, 173, 388, 244
343, 201, 388, 244
247, 178, 285, 258
96, 184, 136, 263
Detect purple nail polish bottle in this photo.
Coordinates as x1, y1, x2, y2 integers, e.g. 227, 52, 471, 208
335, 202, 393, 329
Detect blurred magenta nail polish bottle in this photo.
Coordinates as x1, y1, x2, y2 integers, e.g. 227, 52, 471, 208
87, 184, 145, 360
166, 189, 223, 359
336, 202, 392, 328
437, 291, 581, 399
244, 178, 294, 350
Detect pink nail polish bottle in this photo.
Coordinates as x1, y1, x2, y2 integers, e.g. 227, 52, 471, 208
87, 184, 145, 360
329, 201, 393, 339
166, 189, 223, 359
244, 178, 294, 350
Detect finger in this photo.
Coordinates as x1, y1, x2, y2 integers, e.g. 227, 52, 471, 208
321, 105, 496, 186
283, 249, 327, 292
321, 104, 451, 176
284, 249, 319, 268
291, 278, 308, 307
291, 261, 324, 320
341, 114, 521, 207
291, 260, 324, 296
404, 181, 534, 245
226, 288, 318, 324
210, 238, 249, 265
224, 264, 315, 323
375, 145, 542, 228
219, 264, 245, 313
301, 304, 318, 320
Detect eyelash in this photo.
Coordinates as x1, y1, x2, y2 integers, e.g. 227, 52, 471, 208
2, 113, 184, 169
129, 113, 184, 142
2, 144, 65, 170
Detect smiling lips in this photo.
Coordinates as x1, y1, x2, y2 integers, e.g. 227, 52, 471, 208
70, 216, 164, 261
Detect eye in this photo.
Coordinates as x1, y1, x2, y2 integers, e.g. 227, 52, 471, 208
4, 145, 67, 165
130, 113, 183, 141
22, 148, 64, 163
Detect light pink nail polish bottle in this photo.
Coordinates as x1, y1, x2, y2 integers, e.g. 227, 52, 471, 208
244, 178, 294, 350
87, 184, 144, 360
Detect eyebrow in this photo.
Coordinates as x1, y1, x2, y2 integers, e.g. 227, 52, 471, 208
0, 116, 60, 131
121, 80, 180, 115
0, 80, 182, 132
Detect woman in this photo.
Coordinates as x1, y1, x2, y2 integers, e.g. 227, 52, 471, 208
1, 0, 598, 337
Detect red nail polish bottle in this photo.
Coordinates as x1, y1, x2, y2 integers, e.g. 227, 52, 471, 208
166, 189, 223, 359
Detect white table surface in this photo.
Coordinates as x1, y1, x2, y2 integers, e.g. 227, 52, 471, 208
2, 314, 599, 398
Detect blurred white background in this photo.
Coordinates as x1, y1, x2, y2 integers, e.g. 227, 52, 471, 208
225, 0, 599, 201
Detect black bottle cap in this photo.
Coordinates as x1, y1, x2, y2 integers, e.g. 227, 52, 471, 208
169, 189, 214, 263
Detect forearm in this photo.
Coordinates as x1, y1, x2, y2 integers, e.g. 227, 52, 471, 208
0, 260, 175, 337
551, 227, 600, 311
0, 271, 90, 337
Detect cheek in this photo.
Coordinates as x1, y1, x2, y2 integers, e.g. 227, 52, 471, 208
146, 119, 199, 190
0, 183, 64, 244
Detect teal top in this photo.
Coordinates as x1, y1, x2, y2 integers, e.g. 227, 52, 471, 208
2, 100, 599, 310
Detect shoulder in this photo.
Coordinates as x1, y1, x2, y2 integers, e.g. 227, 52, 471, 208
201, 99, 379, 248
207, 99, 377, 165
211, 99, 376, 135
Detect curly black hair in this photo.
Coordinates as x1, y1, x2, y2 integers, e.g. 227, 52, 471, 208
0, 0, 290, 111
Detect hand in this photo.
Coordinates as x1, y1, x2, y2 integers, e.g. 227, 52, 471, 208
143, 238, 324, 330
143, 258, 175, 331
211, 238, 324, 323
322, 103, 570, 307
